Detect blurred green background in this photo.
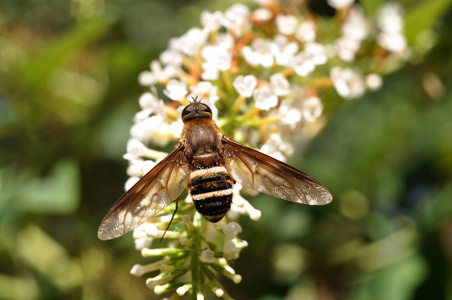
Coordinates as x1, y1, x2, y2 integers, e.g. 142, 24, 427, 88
1, 0, 452, 299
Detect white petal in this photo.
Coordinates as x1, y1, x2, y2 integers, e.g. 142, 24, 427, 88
233, 75, 257, 97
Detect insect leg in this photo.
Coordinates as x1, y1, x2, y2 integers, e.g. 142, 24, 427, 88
160, 197, 179, 241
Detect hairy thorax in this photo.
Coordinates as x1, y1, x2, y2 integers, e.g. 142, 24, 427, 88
182, 120, 222, 169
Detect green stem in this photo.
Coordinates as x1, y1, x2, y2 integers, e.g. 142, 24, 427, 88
191, 247, 201, 297
190, 215, 204, 299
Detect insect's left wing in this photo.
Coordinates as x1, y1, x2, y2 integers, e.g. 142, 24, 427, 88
222, 136, 332, 205
98, 143, 190, 240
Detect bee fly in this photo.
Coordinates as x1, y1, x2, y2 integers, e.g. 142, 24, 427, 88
98, 98, 332, 240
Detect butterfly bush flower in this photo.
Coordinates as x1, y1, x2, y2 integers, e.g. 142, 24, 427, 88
122, 0, 410, 298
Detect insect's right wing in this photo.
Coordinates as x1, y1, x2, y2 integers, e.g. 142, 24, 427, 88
97, 143, 190, 240
222, 136, 332, 205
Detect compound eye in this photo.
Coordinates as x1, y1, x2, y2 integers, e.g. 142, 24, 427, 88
181, 104, 193, 119
198, 103, 212, 114
181, 100, 213, 123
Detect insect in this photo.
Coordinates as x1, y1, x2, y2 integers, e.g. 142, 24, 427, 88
98, 98, 332, 240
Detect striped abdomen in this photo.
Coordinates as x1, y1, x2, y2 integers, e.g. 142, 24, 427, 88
188, 166, 234, 222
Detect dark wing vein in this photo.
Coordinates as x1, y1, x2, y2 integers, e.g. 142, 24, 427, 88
98, 143, 190, 240
222, 136, 332, 205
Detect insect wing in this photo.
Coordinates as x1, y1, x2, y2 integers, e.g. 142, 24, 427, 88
98, 143, 190, 240
222, 136, 332, 205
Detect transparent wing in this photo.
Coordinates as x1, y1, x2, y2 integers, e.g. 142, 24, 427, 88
98, 143, 190, 240
222, 136, 332, 205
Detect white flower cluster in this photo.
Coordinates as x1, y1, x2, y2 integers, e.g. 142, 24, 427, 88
130, 210, 247, 298
121, 0, 410, 297
376, 2, 408, 52
134, 0, 408, 159
336, 6, 369, 63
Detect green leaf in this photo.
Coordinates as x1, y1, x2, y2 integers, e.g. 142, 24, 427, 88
17, 224, 84, 290
360, 0, 386, 16
419, 181, 452, 231
404, 0, 452, 45
0, 273, 39, 299
19, 159, 80, 214
20, 18, 113, 90
350, 254, 426, 300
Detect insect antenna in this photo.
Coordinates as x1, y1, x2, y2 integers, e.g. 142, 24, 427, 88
160, 197, 179, 242
185, 96, 204, 115
190, 95, 203, 104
